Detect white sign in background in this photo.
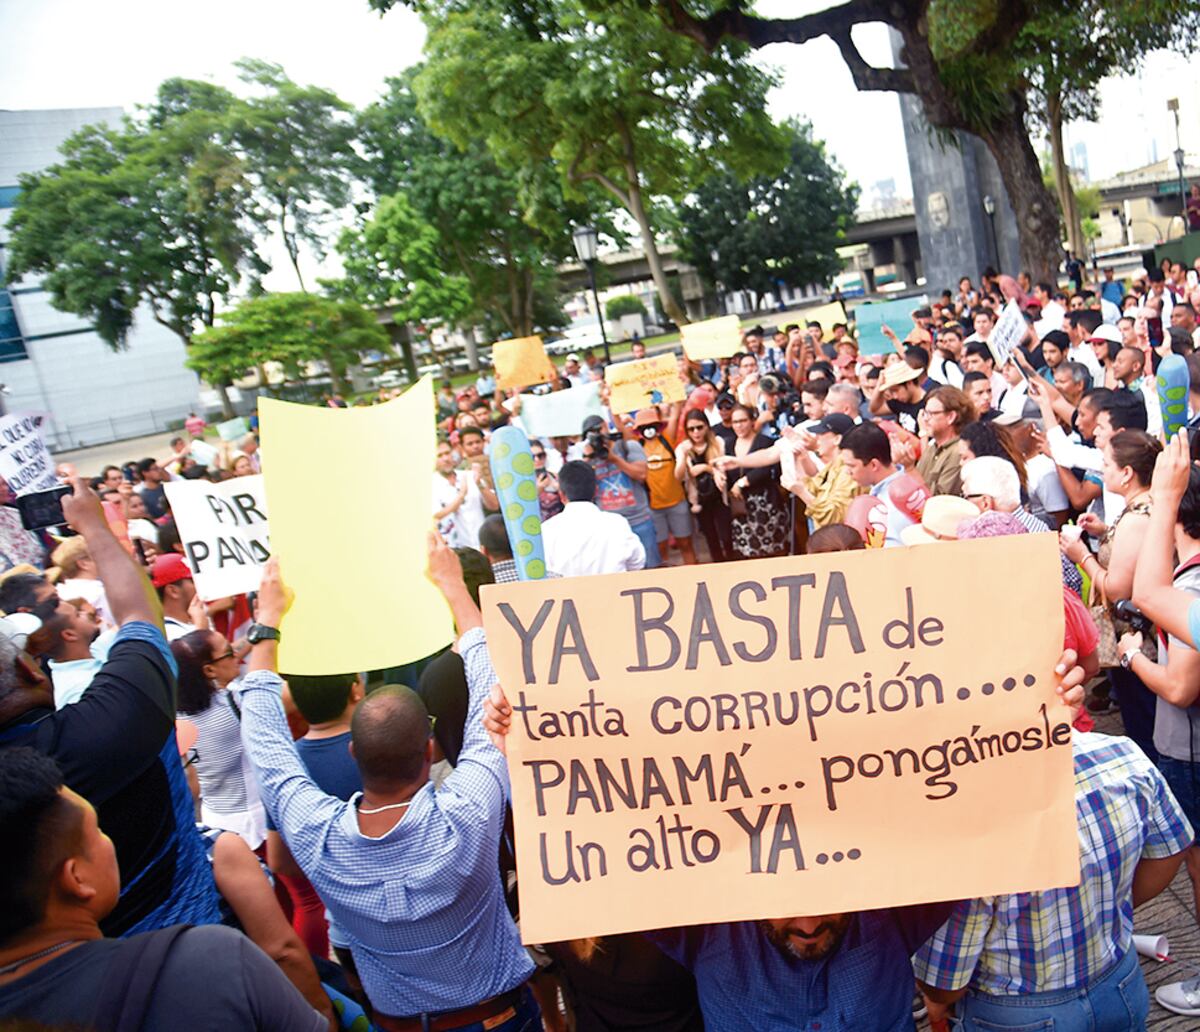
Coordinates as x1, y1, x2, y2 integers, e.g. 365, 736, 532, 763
163, 475, 270, 600
0, 413, 58, 496
987, 300, 1028, 369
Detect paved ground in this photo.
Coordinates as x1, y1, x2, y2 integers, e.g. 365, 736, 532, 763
54, 431, 182, 478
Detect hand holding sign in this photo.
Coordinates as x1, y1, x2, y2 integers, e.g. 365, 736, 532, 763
481, 535, 1077, 943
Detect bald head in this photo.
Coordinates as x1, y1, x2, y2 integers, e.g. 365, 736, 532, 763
351, 687, 433, 789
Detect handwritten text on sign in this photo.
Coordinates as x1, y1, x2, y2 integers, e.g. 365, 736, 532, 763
0, 413, 58, 496
481, 535, 1077, 944
605, 354, 685, 415
163, 475, 269, 600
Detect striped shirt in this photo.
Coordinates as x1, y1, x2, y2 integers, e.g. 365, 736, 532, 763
184, 687, 266, 847
914, 732, 1193, 995
235, 628, 532, 1017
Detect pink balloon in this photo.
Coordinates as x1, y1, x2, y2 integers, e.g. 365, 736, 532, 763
844, 494, 888, 548
887, 472, 930, 521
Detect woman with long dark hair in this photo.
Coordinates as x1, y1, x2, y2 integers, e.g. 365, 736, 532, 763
719, 404, 789, 559
172, 629, 266, 850
675, 409, 732, 562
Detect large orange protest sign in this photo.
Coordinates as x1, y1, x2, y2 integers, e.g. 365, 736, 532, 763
481, 534, 1077, 944
605, 354, 685, 414
493, 336, 557, 391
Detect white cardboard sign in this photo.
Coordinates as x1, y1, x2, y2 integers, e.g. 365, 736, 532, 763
163, 475, 270, 600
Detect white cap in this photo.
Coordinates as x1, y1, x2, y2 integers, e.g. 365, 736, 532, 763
0, 612, 42, 652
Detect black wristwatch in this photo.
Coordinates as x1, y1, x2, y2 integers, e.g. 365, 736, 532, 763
247, 623, 281, 645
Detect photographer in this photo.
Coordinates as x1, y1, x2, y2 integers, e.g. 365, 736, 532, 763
578, 413, 659, 569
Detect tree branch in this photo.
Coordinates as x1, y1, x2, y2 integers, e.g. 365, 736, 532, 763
829, 28, 914, 93
658, 0, 902, 51
567, 145, 632, 210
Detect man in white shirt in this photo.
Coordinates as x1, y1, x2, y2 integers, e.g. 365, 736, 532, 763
563, 354, 588, 388
542, 461, 646, 577
150, 553, 201, 641
456, 427, 498, 548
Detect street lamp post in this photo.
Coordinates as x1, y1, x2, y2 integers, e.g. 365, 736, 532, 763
982, 195, 1000, 268
1168, 98, 1186, 225
710, 248, 725, 315
571, 225, 610, 365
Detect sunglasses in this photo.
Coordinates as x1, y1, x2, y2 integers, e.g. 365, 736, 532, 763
211, 649, 236, 662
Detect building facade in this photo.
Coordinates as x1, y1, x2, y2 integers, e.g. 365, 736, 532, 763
0, 108, 200, 451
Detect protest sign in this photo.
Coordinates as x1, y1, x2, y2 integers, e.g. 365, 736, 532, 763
800, 301, 849, 337
493, 336, 557, 391
260, 379, 454, 674
190, 438, 220, 468
163, 475, 270, 600
680, 315, 742, 362
518, 382, 603, 439
852, 296, 927, 356
606, 355, 685, 415
216, 416, 249, 443
987, 299, 1027, 368
0, 412, 57, 496
481, 533, 1076, 944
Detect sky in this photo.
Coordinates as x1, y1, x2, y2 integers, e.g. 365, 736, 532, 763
2, 0, 1198, 257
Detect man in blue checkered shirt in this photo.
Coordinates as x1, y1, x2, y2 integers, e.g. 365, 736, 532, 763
914, 731, 1192, 1029
236, 544, 539, 1031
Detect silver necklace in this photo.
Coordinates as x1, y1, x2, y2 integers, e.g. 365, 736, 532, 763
357, 799, 412, 816
0, 940, 81, 976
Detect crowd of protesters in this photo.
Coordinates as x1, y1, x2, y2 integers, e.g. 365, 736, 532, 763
3, 253, 1200, 1031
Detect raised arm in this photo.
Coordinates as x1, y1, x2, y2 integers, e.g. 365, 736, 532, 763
64, 478, 161, 629
1134, 432, 1196, 643
238, 560, 344, 867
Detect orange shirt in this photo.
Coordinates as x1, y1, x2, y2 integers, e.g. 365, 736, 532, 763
643, 434, 685, 510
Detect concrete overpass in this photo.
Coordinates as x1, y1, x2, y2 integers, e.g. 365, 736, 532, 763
556, 201, 920, 317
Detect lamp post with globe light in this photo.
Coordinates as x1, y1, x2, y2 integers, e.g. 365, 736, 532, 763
572, 225, 610, 364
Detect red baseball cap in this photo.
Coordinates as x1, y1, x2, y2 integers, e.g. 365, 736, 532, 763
151, 553, 193, 588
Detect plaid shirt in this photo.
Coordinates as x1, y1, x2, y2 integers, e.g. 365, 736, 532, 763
491, 558, 521, 583
914, 732, 1193, 995
235, 629, 532, 1016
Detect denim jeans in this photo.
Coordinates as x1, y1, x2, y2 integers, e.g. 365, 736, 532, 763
954, 946, 1148, 1031
631, 518, 660, 569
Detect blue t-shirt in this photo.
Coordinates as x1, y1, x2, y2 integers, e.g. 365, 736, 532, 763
295, 732, 361, 801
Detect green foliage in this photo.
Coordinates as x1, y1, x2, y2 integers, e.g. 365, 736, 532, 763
605, 295, 648, 320
228, 59, 359, 287
411, 0, 782, 321
5, 92, 264, 349
328, 193, 476, 330
677, 121, 858, 304
355, 72, 576, 337
187, 292, 389, 385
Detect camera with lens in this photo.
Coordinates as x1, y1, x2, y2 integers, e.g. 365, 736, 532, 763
758, 372, 784, 395
585, 428, 610, 459
777, 389, 804, 427
1114, 599, 1154, 635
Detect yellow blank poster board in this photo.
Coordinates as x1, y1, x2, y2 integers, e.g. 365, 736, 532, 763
493, 336, 557, 391
259, 380, 453, 674
803, 301, 849, 337
680, 315, 743, 362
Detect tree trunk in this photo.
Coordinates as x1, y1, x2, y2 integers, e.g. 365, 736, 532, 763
215, 384, 236, 419
1045, 94, 1083, 262
324, 349, 347, 397
978, 104, 1062, 284
626, 180, 688, 326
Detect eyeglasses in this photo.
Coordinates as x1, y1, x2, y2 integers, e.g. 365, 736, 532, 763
924, 407, 947, 416
530, 451, 545, 459
731, 417, 751, 425
212, 649, 236, 662
687, 424, 708, 432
